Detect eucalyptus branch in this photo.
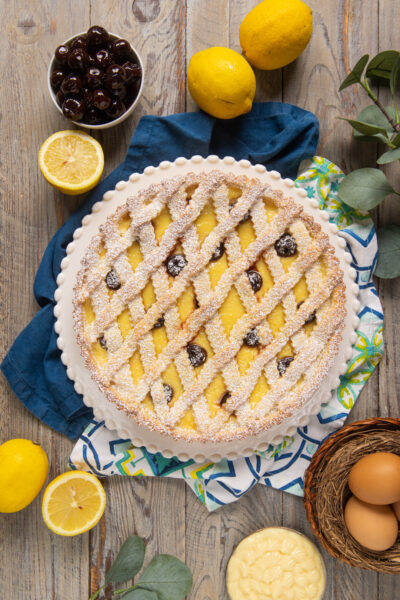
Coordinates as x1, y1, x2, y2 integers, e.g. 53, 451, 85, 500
88, 584, 106, 600
338, 50, 400, 278
87, 534, 192, 600
361, 79, 400, 132
112, 584, 138, 596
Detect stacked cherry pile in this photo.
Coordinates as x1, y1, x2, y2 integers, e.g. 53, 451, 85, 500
50, 26, 142, 125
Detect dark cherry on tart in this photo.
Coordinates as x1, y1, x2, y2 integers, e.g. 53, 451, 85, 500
51, 26, 142, 125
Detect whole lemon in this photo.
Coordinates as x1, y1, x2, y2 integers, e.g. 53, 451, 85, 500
239, 0, 313, 70
187, 47, 256, 119
0, 439, 49, 513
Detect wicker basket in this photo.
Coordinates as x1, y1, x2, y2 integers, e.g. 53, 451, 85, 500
304, 417, 400, 573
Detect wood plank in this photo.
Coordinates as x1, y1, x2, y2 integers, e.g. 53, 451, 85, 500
281, 2, 381, 599
376, 0, 400, 419
283, 0, 379, 172
0, 2, 91, 599
88, 477, 187, 598
87, 1, 187, 596
376, 2, 400, 597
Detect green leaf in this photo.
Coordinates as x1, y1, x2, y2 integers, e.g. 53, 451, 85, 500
340, 118, 390, 137
356, 104, 395, 131
353, 133, 389, 144
339, 54, 369, 90
390, 54, 400, 97
377, 147, 400, 164
391, 132, 400, 147
338, 168, 394, 210
366, 50, 400, 80
375, 225, 400, 278
350, 105, 395, 143
138, 555, 193, 600
105, 535, 146, 584
122, 590, 159, 600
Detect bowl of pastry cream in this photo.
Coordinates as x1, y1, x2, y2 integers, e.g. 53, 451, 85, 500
226, 526, 326, 600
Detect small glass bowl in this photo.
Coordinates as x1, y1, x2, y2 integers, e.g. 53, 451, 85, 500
47, 31, 144, 130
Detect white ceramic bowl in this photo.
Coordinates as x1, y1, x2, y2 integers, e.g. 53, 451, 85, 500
47, 31, 144, 130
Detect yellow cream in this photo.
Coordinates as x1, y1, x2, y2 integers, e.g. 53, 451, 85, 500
226, 527, 325, 600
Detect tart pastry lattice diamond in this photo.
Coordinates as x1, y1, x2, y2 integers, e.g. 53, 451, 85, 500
73, 170, 346, 442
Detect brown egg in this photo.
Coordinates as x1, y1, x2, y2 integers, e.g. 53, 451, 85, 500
348, 452, 400, 505
344, 496, 399, 551
393, 500, 400, 521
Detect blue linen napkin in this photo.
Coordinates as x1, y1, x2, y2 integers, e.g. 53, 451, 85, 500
0, 102, 319, 439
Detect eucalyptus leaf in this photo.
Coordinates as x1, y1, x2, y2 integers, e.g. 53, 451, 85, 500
391, 132, 400, 147
105, 535, 145, 584
349, 106, 395, 144
353, 132, 389, 144
138, 555, 193, 600
377, 147, 400, 164
366, 50, 400, 80
390, 54, 400, 98
338, 168, 394, 210
375, 225, 400, 278
341, 118, 390, 137
356, 104, 395, 131
122, 589, 159, 600
339, 54, 369, 91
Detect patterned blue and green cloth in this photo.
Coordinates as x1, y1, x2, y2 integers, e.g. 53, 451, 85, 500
70, 157, 383, 511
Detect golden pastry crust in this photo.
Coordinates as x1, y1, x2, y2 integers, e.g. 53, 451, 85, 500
73, 170, 346, 443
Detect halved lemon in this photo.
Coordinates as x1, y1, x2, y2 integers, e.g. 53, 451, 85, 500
42, 471, 106, 536
38, 130, 104, 195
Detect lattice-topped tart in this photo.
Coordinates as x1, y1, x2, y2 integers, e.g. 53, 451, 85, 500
73, 169, 346, 443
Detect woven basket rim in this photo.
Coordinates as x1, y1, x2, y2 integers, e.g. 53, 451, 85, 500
304, 417, 400, 574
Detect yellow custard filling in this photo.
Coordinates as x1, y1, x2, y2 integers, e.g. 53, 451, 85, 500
85, 193, 320, 433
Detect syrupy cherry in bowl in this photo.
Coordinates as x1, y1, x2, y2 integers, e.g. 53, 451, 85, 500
48, 26, 144, 129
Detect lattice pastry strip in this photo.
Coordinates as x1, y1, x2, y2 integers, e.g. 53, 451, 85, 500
164, 182, 233, 433
162, 179, 226, 431
250, 197, 295, 388
122, 197, 182, 420
235, 287, 345, 423
164, 232, 334, 427
169, 181, 274, 434
86, 174, 263, 341
123, 209, 315, 414
101, 183, 301, 386
205, 186, 276, 426
80, 182, 186, 301
287, 221, 313, 354
135, 224, 186, 419
97, 217, 160, 409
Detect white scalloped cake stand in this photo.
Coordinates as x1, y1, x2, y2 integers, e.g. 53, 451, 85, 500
54, 155, 360, 463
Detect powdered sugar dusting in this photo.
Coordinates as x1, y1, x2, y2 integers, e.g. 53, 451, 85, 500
73, 170, 346, 443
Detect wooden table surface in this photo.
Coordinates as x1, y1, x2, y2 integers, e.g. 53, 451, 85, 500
1, 1, 399, 598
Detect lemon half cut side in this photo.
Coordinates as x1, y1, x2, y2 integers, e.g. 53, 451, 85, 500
38, 130, 104, 195
42, 470, 106, 536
